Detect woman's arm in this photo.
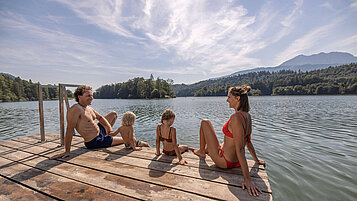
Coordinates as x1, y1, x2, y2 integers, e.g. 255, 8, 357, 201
155, 125, 161, 155
246, 115, 265, 166
172, 128, 187, 165
246, 142, 265, 166
231, 115, 262, 196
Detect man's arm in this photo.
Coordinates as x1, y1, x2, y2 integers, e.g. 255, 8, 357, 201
93, 110, 113, 135
50, 106, 79, 159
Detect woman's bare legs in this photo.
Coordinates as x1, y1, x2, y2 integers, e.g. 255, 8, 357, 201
192, 120, 226, 167
192, 120, 223, 160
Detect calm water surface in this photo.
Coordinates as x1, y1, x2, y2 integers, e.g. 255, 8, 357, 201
1, 96, 356, 201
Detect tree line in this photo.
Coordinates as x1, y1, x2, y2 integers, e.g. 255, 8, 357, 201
94, 76, 175, 99
0, 74, 73, 102
173, 63, 357, 96
2, 63, 356, 102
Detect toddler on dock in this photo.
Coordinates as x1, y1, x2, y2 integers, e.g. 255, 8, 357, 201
113, 111, 150, 151
155, 109, 189, 165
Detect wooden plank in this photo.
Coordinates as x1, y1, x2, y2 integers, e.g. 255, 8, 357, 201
26, 133, 266, 170
0, 145, 212, 201
10, 136, 270, 187
10, 135, 271, 191
0, 157, 138, 201
0, 176, 56, 201
1, 139, 272, 200
8, 139, 270, 192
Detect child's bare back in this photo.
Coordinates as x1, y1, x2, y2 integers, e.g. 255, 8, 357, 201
113, 111, 150, 151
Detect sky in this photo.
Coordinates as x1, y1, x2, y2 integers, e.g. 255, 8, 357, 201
1, 0, 357, 90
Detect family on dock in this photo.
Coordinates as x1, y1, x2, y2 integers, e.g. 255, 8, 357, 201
50, 85, 265, 197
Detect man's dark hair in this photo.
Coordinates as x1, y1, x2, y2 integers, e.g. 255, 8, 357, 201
74, 85, 92, 102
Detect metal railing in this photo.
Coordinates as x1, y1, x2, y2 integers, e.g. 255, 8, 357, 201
38, 83, 81, 145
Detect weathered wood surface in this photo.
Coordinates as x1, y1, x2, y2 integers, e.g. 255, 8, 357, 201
0, 133, 273, 201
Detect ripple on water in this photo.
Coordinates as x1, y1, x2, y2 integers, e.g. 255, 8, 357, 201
1, 96, 357, 201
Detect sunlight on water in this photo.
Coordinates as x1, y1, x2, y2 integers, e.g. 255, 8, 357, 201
1, 96, 356, 200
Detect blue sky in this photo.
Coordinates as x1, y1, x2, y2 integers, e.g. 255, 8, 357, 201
1, 0, 357, 90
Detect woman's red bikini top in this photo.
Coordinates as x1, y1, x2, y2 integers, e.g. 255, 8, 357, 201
222, 112, 251, 143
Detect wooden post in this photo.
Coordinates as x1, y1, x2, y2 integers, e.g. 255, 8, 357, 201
63, 89, 70, 111
37, 84, 45, 142
59, 84, 65, 146
63, 88, 76, 136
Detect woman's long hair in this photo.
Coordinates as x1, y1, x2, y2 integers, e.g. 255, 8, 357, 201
229, 85, 251, 112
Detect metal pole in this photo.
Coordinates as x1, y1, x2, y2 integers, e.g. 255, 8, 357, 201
38, 84, 45, 142
59, 84, 65, 146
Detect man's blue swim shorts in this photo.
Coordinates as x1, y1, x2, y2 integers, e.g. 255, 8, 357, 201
84, 123, 113, 149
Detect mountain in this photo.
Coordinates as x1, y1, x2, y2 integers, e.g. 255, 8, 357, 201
227, 52, 357, 77
172, 63, 357, 97
0, 73, 16, 80
280, 52, 357, 66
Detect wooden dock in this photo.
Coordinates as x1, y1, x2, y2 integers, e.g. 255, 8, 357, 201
0, 133, 272, 201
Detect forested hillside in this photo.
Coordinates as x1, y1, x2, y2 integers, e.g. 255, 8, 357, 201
94, 77, 175, 99
173, 63, 357, 96
2, 63, 355, 102
0, 74, 73, 102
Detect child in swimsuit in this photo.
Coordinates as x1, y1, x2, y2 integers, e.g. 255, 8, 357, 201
155, 109, 189, 165
113, 111, 150, 150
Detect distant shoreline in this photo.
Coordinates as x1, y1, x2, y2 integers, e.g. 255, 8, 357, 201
2, 94, 357, 104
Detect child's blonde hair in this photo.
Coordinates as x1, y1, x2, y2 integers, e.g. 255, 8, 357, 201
161, 109, 175, 123
122, 111, 136, 126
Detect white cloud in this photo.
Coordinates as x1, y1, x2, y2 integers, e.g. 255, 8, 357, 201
139, 1, 264, 73
281, 0, 303, 27
320, 2, 334, 10
350, 1, 357, 10
54, 0, 142, 39
53, 0, 271, 75
335, 34, 357, 46
0, 11, 122, 69
275, 18, 341, 65
331, 34, 357, 55
268, 0, 303, 44
3, 0, 350, 85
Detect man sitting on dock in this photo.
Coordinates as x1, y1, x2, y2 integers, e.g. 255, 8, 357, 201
50, 85, 124, 159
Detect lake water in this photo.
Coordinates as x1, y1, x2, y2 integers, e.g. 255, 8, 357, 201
1, 96, 356, 201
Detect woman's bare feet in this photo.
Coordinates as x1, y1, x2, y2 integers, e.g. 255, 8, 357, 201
192, 148, 206, 158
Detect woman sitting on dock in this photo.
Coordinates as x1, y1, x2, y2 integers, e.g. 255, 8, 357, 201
191, 85, 265, 197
